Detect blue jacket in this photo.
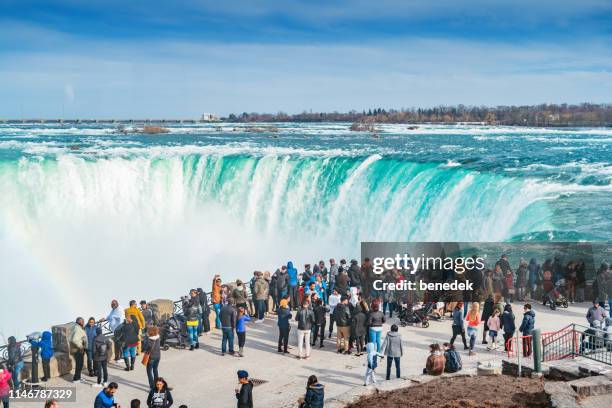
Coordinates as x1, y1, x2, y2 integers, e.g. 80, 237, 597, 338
30, 331, 54, 360
287, 261, 298, 286
236, 315, 251, 333
519, 310, 535, 334
277, 306, 292, 330
94, 390, 115, 408
85, 324, 97, 351
452, 308, 463, 328
303, 384, 325, 408
501, 310, 516, 333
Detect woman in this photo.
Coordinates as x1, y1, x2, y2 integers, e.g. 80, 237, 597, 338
299, 375, 324, 408
183, 293, 200, 351
85, 317, 97, 377
236, 307, 251, 357
565, 261, 577, 304
7, 337, 23, 389
122, 316, 140, 371
367, 302, 385, 353
481, 295, 494, 345
93, 326, 110, 387
423, 343, 445, 376
351, 304, 367, 356
465, 302, 480, 356
147, 377, 173, 408
145, 326, 161, 389
516, 259, 528, 301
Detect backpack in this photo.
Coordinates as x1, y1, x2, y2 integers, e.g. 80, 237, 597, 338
445, 350, 462, 373
95, 338, 108, 358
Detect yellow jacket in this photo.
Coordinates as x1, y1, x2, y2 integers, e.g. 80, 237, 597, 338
125, 305, 145, 329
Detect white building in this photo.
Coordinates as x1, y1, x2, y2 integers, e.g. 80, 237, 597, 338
201, 113, 220, 122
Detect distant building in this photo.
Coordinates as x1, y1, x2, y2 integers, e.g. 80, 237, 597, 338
201, 113, 220, 122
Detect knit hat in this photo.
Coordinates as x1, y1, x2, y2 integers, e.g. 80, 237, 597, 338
237, 370, 249, 379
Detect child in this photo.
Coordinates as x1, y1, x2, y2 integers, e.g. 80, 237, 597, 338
487, 309, 501, 350
364, 342, 378, 386
236, 307, 251, 357
29, 331, 54, 382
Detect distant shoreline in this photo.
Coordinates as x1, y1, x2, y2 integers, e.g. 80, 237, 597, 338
2, 103, 611, 128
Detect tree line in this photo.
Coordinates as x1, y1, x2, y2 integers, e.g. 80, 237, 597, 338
224, 103, 612, 127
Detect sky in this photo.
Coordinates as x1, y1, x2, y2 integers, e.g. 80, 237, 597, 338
0, 0, 611, 118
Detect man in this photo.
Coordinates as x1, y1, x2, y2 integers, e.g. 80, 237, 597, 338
98, 300, 123, 361
335, 269, 350, 296
519, 304, 535, 357
140, 301, 154, 330
44, 399, 59, 408
94, 382, 119, 408
587, 301, 608, 327
232, 279, 249, 310
69, 317, 87, 383
296, 300, 315, 359
335, 296, 352, 354
382, 324, 403, 380
275, 266, 289, 309
302, 264, 313, 286
253, 271, 269, 322
212, 275, 223, 329
220, 299, 237, 355
348, 259, 361, 289
235, 370, 253, 408
328, 258, 339, 296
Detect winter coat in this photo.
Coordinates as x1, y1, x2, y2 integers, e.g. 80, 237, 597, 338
254, 277, 269, 300
381, 331, 403, 358
277, 306, 292, 330
212, 280, 222, 304
348, 262, 361, 286
147, 388, 174, 408
302, 267, 313, 286
501, 311, 516, 334
334, 303, 351, 327
368, 310, 385, 328
145, 335, 161, 360
125, 305, 145, 329
335, 273, 349, 294
352, 309, 367, 337
85, 324, 97, 351
30, 331, 54, 360
123, 320, 140, 347
276, 270, 289, 293
487, 316, 501, 332
528, 259, 540, 286
586, 306, 608, 326
93, 334, 112, 362
236, 381, 254, 408
69, 322, 88, 353
237, 315, 251, 333
296, 308, 315, 331
519, 310, 536, 334
232, 286, 249, 305
425, 351, 445, 376
287, 262, 299, 286
0, 369, 11, 398
94, 389, 116, 408
516, 264, 528, 287
313, 304, 327, 325
452, 308, 464, 328
220, 304, 237, 329
302, 384, 325, 408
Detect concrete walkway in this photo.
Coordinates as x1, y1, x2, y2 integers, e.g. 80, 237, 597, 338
12, 301, 597, 407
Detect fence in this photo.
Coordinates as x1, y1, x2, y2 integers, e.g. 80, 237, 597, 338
0, 293, 215, 364
505, 323, 612, 366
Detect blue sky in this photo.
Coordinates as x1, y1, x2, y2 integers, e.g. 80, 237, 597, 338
0, 0, 611, 118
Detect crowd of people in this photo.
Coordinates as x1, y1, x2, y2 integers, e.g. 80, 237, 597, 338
1, 255, 611, 408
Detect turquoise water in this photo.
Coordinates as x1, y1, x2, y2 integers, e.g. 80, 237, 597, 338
1, 122, 611, 336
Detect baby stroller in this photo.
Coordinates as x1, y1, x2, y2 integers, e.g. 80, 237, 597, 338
544, 282, 569, 310
160, 314, 189, 350
399, 302, 431, 328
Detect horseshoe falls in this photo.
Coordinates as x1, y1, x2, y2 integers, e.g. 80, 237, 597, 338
1, 123, 611, 336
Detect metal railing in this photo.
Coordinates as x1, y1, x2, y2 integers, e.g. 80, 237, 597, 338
0, 290, 222, 364
505, 323, 612, 366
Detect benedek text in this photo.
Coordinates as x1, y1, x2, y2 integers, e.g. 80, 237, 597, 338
372, 280, 474, 291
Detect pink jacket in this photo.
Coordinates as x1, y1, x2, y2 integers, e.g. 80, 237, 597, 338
487, 315, 501, 332
0, 369, 11, 397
